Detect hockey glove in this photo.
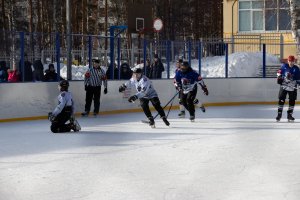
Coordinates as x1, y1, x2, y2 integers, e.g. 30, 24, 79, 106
277, 76, 283, 85
119, 84, 126, 93
104, 87, 108, 94
48, 112, 55, 122
128, 95, 138, 103
193, 98, 199, 104
202, 86, 209, 96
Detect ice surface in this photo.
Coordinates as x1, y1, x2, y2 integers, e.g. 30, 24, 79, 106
1, 105, 300, 200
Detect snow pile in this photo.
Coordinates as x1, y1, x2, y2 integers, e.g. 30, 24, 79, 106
54, 52, 281, 80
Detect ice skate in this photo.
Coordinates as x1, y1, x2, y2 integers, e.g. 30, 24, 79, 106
276, 112, 282, 122
148, 117, 155, 128
287, 113, 295, 122
178, 110, 185, 118
81, 111, 89, 117
189, 115, 195, 122
200, 105, 206, 113
162, 116, 170, 126
70, 119, 81, 132
93, 112, 98, 117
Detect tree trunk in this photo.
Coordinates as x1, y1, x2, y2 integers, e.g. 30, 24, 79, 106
289, 0, 300, 62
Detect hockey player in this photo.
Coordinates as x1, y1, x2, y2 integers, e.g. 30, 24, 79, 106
276, 55, 300, 122
48, 80, 81, 133
175, 61, 209, 121
118, 68, 170, 128
174, 59, 205, 118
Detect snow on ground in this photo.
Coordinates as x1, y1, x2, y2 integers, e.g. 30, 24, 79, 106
49, 52, 281, 80
1, 105, 300, 200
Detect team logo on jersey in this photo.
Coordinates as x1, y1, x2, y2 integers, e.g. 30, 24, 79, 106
181, 78, 190, 85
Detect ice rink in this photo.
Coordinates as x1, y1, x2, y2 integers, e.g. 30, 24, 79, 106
1, 105, 300, 200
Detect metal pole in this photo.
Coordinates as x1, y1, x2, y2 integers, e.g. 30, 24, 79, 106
110, 27, 114, 80
56, 32, 61, 81
263, 44, 266, 78
143, 39, 147, 75
225, 43, 229, 78
88, 36, 92, 68
20, 32, 25, 82
198, 41, 202, 76
167, 40, 170, 79
66, 0, 72, 80
117, 37, 121, 80
188, 40, 191, 65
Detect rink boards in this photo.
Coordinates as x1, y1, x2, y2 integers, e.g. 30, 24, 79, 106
0, 78, 286, 121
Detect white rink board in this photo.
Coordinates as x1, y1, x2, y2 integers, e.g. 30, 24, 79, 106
0, 78, 281, 120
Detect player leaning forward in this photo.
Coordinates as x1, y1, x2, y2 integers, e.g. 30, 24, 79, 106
118, 68, 170, 127
175, 61, 208, 121
48, 80, 81, 133
276, 55, 300, 122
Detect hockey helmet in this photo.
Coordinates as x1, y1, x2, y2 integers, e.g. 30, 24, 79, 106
288, 55, 295, 62
133, 68, 143, 74
59, 80, 69, 90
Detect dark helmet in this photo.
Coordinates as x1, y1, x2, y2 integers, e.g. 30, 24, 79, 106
181, 61, 190, 68
133, 68, 143, 74
59, 80, 69, 90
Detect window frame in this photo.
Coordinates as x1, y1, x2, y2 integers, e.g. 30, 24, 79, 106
238, 0, 291, 33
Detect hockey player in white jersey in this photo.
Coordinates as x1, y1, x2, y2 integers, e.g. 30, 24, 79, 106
48, 80, 81, 133
118, 68, 169, 127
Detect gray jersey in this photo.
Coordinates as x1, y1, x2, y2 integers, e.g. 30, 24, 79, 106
52, 91, 74, 116
124, 75, 158, 99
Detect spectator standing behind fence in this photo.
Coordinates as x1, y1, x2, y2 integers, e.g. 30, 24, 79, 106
7, 62, 20, 82
150, 54, 164, 79
44, 63, 62, 81
19, 55, 33, 82
81, 59, 108, 117
144, 59, 151, 78
0, 61, 8, 82
33, 60, 45, 81
120, 62, 132, 79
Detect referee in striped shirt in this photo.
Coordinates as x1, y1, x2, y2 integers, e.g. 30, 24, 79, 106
81, 59, 108, 116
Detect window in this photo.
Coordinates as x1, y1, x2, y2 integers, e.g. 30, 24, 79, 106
238, 0, 291, 32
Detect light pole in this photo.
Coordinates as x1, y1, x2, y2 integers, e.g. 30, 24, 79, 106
66, 0, 72, 80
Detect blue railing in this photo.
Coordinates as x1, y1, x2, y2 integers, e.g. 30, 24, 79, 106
0, 31, 296, 83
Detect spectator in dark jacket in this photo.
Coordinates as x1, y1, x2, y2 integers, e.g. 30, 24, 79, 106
19, 56, 33, 82
0, 61, 8, 82
32, 60, 45, 81
144, 59, 151, 78
44, 63, 62, 81
120, 62, 132, 79
150, 54, 164, 79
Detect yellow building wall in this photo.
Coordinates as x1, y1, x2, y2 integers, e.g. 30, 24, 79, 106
223, 0, 297, 59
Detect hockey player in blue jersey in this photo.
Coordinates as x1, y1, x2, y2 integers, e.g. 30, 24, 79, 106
175, 61, 209, 121
276, 55, 300, 122
118, 68, 169, 128
48, 80, 81, 133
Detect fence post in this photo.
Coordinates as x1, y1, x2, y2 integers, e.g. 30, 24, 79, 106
143, 39, 147, 75
198, 41, 202, 76
171, 41, 174, 61
117, 37, 121, 79
263, 43, 266, 78
231, 35, 235, 54
110, 28, 115, 80
166, 40, 170, 79
88, 35, 92, 68
280, 34, 284, 60
225, 43, 228, 78
20, 32, 25, 82
188, 40, 191, 65
55, 32, 61, 81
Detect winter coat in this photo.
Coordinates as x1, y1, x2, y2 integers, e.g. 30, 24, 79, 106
8, 69, 20, 82
150, 59, 164, 79
0, 61, 8, 82
19, 60, 33, 82
32, 60, 44, 81
120, 63, 132, 79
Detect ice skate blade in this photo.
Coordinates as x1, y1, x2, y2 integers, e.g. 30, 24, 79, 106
288, 119, 295, 122
150, 125, 156, 128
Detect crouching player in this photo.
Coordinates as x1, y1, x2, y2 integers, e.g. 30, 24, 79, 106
48, 80, 81, 133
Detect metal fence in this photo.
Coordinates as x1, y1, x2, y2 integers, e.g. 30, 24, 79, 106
0, 31, 298, 82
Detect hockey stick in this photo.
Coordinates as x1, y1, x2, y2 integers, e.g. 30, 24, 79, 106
141, 91, 179, 124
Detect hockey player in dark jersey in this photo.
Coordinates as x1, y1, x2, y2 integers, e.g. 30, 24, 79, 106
119, 68, 170, 128
175, 61, 209, 121
276, 55, 300, 122
48, 80, 81, 133
174, 59, 205, 118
